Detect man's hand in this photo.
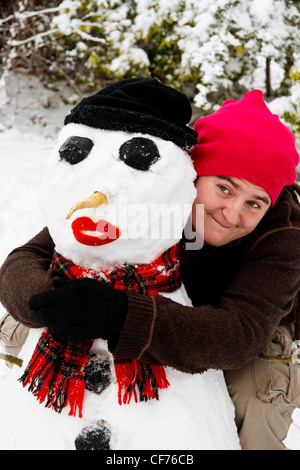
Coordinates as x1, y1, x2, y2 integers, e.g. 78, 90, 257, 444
28, 277, 128, 344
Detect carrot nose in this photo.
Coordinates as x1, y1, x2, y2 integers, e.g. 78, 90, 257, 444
66, 191, 108, 219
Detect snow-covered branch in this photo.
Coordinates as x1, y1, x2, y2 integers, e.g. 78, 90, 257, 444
8, 29, 60, 47
0, 6, 65, 25
71, 27, 106, 44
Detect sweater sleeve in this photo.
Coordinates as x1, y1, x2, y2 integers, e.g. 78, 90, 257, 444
113, 227, 300, 373
0, 228, 55, 328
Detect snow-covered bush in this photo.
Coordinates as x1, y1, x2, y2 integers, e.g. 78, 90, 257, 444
0, 0, 299, 134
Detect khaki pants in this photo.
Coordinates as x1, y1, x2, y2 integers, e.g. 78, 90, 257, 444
224, 323, 300, 450
0, 313, 29, 367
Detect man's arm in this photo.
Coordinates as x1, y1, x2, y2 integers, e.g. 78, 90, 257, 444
114, 228, 300, 373
0, 228, 55, 327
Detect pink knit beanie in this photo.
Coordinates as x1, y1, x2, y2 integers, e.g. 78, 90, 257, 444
191, 90, 299, 205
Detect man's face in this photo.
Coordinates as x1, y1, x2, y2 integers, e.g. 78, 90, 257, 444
192, 176, 271, 246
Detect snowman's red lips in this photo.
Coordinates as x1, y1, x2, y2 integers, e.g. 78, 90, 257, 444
72, 217, 121, 246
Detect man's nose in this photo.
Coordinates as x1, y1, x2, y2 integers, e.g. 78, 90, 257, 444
222, 200, 243, 226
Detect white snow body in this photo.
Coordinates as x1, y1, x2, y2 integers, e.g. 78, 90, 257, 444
6, 124, 240, 450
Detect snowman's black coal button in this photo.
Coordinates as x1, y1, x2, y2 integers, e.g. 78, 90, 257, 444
119, 137, 160, 171
75, 420, 111, 450
59, 136, 94, 165
84, 353, 111, 395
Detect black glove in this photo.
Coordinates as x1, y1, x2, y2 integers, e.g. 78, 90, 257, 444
28, 277, 128, 346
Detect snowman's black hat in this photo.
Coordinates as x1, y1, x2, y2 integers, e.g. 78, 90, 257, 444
64, 78, 197, 150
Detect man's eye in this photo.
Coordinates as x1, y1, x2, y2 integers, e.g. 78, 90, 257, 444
247, 201, 260, 209
59, 136, 94, 165
119, 137, 160, 171
218, 185, 230, 194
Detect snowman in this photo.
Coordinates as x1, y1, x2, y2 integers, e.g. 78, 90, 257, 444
16, 78, 240, 450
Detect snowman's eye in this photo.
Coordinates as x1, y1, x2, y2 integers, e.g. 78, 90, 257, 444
59, 136, 94, 165
119, 137, 160, 171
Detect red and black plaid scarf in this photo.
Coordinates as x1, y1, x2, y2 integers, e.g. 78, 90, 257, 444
20, 244, 181, 417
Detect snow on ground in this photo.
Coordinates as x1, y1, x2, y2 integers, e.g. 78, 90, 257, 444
0, 72, 300, 450
0, 128, 51, 265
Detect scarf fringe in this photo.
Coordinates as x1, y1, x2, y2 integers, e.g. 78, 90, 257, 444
19, 330, 89, 418
19, 330, 63, 394
115, 358, 170, 405
44, 375, 86, 418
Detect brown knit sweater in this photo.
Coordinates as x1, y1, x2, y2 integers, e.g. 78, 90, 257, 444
1, 186, 300, 373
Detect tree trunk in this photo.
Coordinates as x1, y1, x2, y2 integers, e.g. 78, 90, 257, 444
266, 56, 272, 97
